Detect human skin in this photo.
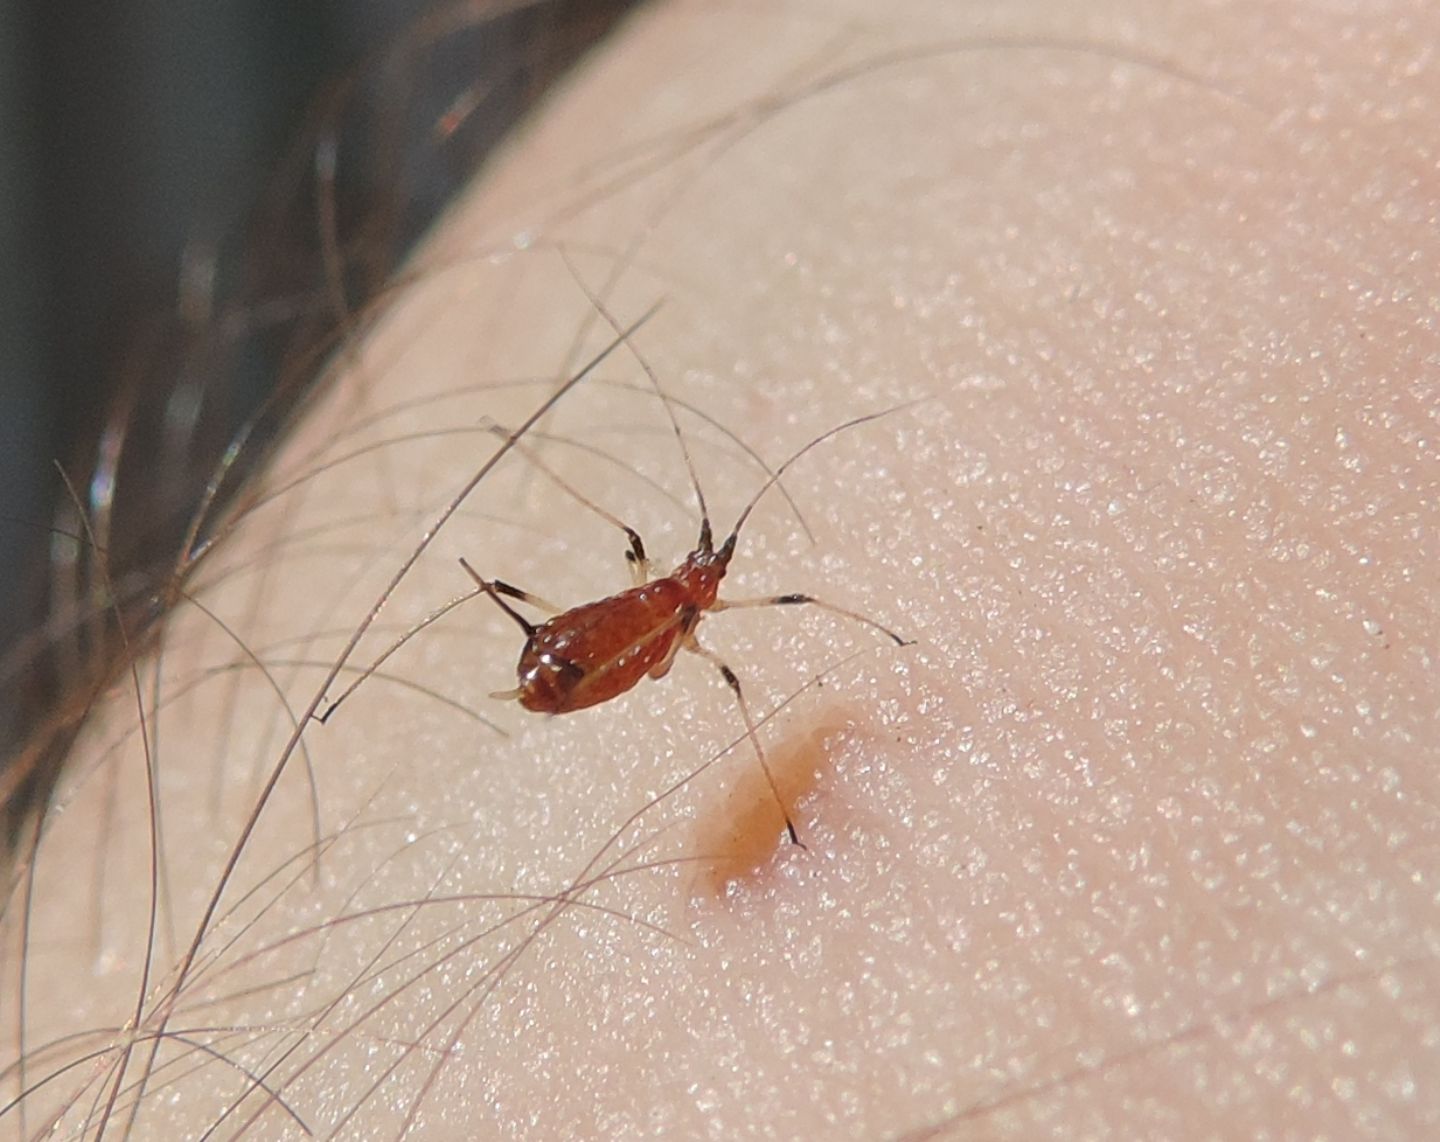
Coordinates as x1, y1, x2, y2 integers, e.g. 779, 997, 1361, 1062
9, 0, 1439, 1138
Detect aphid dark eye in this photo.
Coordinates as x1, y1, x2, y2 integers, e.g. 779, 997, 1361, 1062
552, 655, 585, 687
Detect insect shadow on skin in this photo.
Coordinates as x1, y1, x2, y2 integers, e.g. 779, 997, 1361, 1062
464, 275, 914, 848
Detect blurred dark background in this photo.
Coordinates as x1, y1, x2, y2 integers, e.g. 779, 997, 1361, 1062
0, 0, 637, 843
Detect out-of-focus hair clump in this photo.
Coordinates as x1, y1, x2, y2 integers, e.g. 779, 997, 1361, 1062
0, 0, 638, 863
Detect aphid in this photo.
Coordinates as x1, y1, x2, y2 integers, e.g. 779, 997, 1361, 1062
465, 296, 909, 847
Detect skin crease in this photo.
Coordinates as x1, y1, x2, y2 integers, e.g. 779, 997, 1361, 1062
8, 0, 1440, 1138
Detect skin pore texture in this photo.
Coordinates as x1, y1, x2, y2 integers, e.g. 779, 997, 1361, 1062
9, 0, 1439, 1137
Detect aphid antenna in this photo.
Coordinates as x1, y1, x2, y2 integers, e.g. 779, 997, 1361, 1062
717, 397, 930, 564
557, 247, 715, 552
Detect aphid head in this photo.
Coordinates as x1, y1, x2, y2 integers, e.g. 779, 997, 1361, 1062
674, 544, 728, 609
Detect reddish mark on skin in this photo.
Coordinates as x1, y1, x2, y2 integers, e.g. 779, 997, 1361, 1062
690, 707, 861, 898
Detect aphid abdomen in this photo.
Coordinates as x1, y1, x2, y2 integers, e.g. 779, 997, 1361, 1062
515, 578, 693, 713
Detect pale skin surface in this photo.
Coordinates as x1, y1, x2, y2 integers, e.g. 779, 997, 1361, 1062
7, 0, 1439, 1138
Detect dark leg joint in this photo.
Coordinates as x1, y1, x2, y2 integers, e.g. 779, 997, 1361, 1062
489, 581, 537, 634
624, 526, 646, 564
460, 558, 537, 636
775, 593, 813, 605
490, 579, 530, 605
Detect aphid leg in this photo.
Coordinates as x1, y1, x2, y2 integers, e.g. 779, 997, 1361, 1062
457, 557, 553, 634
457, 557, 559, 702
684, 637, 804, 848
622, 529, 651, 585
482, 421, 652, 583
486, 577, 561, 616
714, 593, 909, 646
645, 609, 693, 681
